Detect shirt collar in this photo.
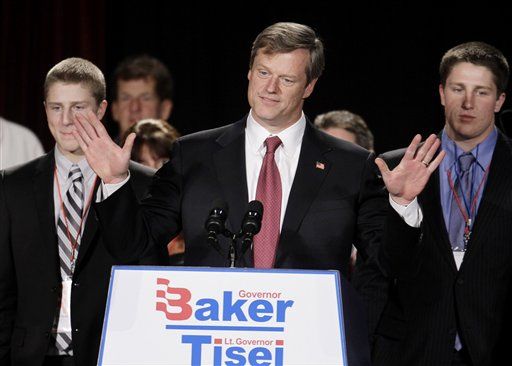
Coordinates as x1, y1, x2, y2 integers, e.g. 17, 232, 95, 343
54, 145, 94, 181
246, 110, 306, 158
441, 127, 497, 172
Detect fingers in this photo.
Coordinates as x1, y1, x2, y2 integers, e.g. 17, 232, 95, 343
85, 110, 110, 138
418, 135, 441, 165
375, 157, 390, 177
72, 130, 88, 152
414, 134, 438, 163
427, 149, 446, 173
82, 112, 100, 138
404, 134, 422, 160
122, 133, 136, 157
74, 113, 98, 142
73, 111, 110, 143
74, 114, 93, 146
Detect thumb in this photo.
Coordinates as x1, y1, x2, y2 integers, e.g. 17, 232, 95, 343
122, 133, 136, 156
375, 157, 390, 178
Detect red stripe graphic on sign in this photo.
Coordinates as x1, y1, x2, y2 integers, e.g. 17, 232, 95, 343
155, 278, 193, 320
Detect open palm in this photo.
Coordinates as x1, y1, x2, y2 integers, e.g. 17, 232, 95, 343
72, 110, 135, 184
375, 134, 445, 205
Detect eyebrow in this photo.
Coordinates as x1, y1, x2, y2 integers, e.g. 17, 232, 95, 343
119, 91, 154, 96
448, 82, 493, 90
255, 65, 298, 79
46, 101, 92, 105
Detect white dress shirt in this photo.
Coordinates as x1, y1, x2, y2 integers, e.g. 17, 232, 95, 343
53, 147, 98, 225
52, 147, 98, 355
245, 110, 305, 229
389, 196, 422, 227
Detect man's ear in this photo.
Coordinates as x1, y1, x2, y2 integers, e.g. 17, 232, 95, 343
495, 92, 506, 113
303, 78, 318, 99
97, 100, 108, 120
439, 84, 446, 106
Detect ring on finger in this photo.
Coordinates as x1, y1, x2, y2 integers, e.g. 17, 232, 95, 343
421, 160, 429, 168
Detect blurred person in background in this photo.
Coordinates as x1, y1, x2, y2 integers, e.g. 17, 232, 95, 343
0, 116, 44, 170
314, 109, 374, 151
124, 118, 184, 264
315, 109, 386, 345
111, 55, 174, 142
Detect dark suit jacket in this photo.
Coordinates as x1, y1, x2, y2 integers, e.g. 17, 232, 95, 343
372, 131, 512, 366
0, 152, 163, 366
97, 117, 388, 365
99, 117, 386, 274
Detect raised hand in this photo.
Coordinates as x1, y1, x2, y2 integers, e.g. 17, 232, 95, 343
72, 110, 135, 183
375, 134, 446, 205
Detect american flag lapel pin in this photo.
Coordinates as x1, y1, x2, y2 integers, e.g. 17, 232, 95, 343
315, 161, 325, 170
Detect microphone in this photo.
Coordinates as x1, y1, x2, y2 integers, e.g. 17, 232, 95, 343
205, 199, 228, 253
240, 200, 264, 254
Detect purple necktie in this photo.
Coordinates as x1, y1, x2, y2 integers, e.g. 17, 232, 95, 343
449, 153, 475, 251
253, 136, 282, 268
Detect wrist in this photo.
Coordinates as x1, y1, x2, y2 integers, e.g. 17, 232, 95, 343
103, 172, 128, 184
390, 194, 414, 206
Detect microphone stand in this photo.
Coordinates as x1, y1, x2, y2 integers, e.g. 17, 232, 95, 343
229, 231, 257, 268
206, 200, 262, 268
218, 230, 252, 268
229, 233, 238, 268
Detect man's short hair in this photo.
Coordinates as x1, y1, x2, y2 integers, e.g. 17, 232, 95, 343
44, 57, 106, 105
249, 22, 325, 85
314, 110, 374, 151
112, 55, 174, 101
440, 41, 509, 95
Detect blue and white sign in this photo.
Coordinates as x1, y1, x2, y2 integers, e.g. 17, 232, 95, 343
98, 267, 347, 365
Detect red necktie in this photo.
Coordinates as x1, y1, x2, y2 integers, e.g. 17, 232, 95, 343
254, 136, 282, 268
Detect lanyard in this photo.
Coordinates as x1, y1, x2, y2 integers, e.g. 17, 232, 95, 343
446, 160, 490, 249
54, 166, 97, 273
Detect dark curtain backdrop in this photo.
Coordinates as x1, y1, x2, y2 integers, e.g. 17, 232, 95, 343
0, 0, 105, 150
1, 2, 510, 153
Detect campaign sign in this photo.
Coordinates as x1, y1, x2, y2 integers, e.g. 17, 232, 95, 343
98, 266, 347, 365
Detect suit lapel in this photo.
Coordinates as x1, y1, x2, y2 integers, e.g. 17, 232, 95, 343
33, 153, 60, 279
420, 169, 458, 271
461, 132, 512, 266
275, 123, 330, 266
73, 178, 100, 274
213, 120, 249, 241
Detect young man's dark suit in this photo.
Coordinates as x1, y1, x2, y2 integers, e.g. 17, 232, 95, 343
97, 116, 388, 366
372, 130, 512, 366
0, 152, 163, 366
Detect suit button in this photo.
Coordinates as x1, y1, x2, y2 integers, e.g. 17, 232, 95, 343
44, 332, 50, 338
51, 286, 58, 292
74, 328, 79, 333
457, 279, 464, 285
73, 282, 80, 287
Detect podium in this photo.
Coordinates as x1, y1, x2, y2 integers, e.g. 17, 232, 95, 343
98, 266, 370, 365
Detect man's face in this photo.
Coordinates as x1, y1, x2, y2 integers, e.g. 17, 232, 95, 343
45, 82, 106, 159
247, 49, 317, 132
111, 78, 172, 136
440, 62, 505, 146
